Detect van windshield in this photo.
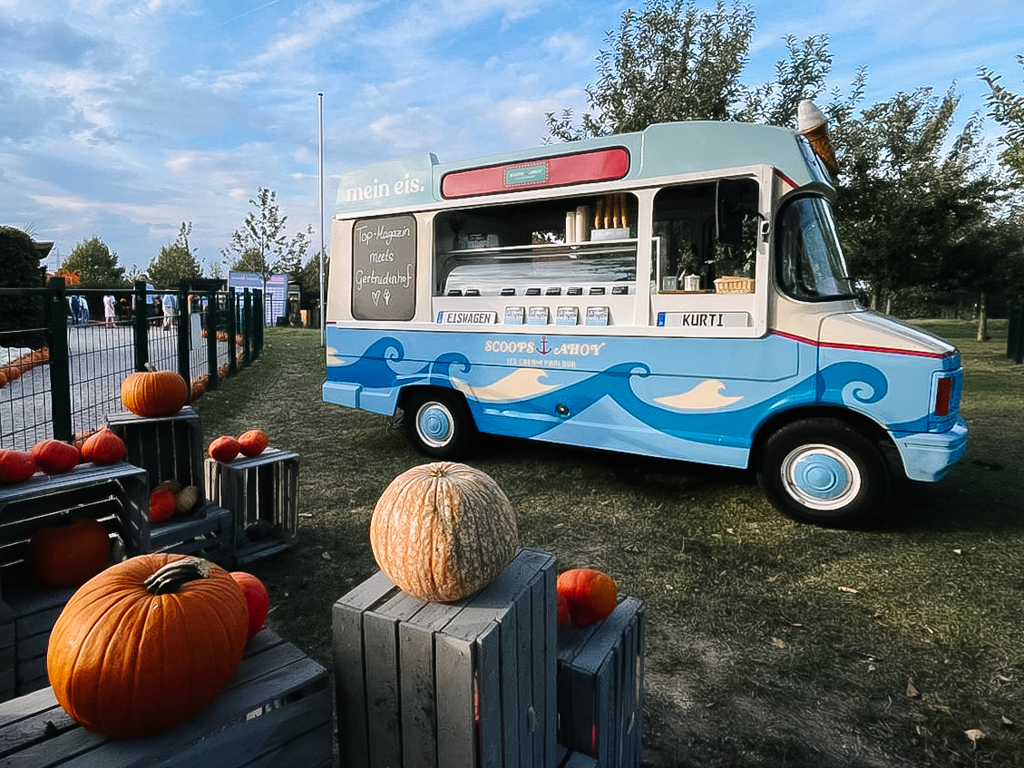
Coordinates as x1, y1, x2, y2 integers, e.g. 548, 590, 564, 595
776, 195, 855, 301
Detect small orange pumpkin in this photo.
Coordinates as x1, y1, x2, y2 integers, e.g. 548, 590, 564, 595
209, 436, 241, 463
556, 568, 618, 627
237, 429, 268, 457
120, 367, 188, 418
29, 518, 111, 587
47, 554, 249, 738
149, 489, 176, 523
31, 439, 80, 475
370, 462, 519, 603
0, 449, 37, 485
80, 428, 126, 465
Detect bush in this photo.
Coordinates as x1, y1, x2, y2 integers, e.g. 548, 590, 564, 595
0, 227, 46, 347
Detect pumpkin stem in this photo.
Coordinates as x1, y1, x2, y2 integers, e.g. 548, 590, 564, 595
143, 362, 158, 372
144, 556, 214, 595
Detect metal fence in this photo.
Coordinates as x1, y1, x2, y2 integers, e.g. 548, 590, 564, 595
0, 279, 263, 450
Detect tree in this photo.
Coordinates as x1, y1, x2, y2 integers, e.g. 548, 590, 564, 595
829, 83, 1012, 323
222, 188, 312, 292
148, 222, 202, 289
60, 237, 126, 288
295, 251, 329, 311
0, 226, 46, 346
545, 0, 831, 141
980, 54, 1024, 178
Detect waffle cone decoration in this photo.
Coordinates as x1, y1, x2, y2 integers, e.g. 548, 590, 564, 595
798, 100, 840, 179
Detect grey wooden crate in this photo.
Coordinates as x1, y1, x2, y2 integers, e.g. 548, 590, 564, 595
106, 408, 207, 496
556, 597, 645, 768
333, 547, 558, 768
204, 449, 299, 564
0, 628, 333, 768
0, 463, 148, 599
145, 502, 234, 563
0, 609, 15, 701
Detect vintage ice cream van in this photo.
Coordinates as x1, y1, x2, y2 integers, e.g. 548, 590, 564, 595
323, 102, 967, 526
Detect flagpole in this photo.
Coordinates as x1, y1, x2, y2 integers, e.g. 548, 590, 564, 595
317, 92, 326, 346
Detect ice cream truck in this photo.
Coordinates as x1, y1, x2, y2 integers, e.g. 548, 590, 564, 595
323, 102, 967, 526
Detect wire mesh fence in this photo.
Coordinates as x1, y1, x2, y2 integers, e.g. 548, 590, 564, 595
0, 280, 263, 451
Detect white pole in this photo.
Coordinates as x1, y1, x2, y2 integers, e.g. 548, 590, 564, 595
317, 92, 326, 345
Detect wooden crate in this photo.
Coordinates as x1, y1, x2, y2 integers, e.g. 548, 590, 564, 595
204, 449, 299, 564
0, 628, 332, 767
556, 597, 645, 768
106, 408, 206, 493
333, 547, 558, 768
144, 503, 234, 562
0, 463, 148, 599
0, 463, 150, 701
105, 409, 234, 563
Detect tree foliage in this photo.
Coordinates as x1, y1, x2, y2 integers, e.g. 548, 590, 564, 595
0, 226, 46, 345
980, 54, 1024, 178
223, 188, 312, 288
148, 222, 202, 289
829, 83, 1017, 313
60, 237, 126, 289
295, 251, 329, 310
546, 0, 831, 141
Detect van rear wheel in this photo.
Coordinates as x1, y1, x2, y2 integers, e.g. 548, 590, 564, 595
403, 389, 474, 460
757, 419, 889, 527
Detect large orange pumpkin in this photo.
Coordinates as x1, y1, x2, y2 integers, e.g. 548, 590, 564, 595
370, 462, 518, 603
120, 368, 188, 418
29, 518, 110, 587
47, 554, 249, 739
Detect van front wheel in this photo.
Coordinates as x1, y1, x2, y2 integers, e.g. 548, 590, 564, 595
757, 419, 889, 527
403, 390, 474, 460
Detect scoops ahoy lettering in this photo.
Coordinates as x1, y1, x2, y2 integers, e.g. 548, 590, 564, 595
483, 337, 606, 357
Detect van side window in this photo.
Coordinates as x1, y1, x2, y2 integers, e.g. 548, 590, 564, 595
653, 179, 759, 292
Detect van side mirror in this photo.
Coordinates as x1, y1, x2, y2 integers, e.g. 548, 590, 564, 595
717, 179, 745, 245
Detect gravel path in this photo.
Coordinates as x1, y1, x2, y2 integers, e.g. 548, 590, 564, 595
0, 318, 235, 451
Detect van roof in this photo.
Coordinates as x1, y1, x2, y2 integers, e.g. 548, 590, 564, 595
336, 120, 829, 216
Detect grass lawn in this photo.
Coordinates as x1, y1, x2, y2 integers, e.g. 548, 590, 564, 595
193, 319, 1024, 768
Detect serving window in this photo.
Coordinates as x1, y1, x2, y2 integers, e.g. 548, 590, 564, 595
433, 193, 639, 298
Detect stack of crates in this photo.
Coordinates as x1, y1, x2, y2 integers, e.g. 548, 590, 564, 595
106, 407, 233, 562
0, 462, 149, 699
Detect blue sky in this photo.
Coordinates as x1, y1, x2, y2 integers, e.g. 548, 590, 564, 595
2, 0, 1022, 277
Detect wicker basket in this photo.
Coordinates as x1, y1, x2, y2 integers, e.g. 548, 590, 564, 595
714, 276, 755, 294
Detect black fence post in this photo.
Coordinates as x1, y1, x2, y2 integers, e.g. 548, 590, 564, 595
46, 277, 73, 442
243, 289, 252, 368
1008, 307, 1022, 364
254, 288, 263, 360
206, 291, 220, 391
133, 281, 149, 372
227, 288, 238, 376
177, 284, 190, 390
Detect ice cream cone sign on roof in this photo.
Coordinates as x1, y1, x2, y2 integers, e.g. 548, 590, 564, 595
798, 99, 840, 179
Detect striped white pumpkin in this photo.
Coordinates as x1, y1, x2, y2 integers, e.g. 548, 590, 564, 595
370, 462, 518, 602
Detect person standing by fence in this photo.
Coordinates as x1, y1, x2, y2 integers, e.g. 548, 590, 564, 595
162, 293, 177, 330
69, 294, 81, 326
103, 294, 116, 328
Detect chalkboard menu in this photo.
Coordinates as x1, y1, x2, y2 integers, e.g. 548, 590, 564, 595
351, 215, 417, 321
